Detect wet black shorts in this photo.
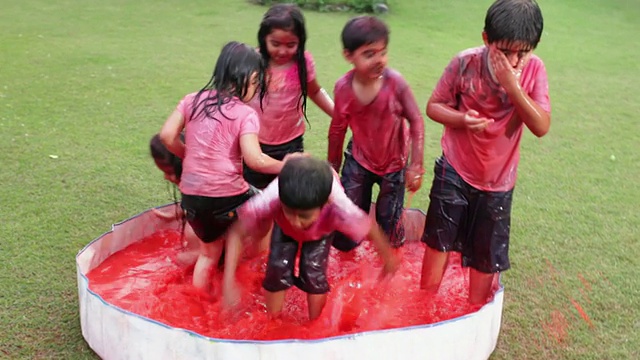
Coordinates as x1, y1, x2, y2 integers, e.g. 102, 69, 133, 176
181, 188, 258, 243
421, 155, 513, 273
243, 135, 304, 189
262, 224, 333, 294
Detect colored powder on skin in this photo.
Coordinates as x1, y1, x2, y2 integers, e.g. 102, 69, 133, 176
87, 229, 486, 340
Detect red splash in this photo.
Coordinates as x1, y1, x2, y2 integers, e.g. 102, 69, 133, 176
87, 229, 483, 340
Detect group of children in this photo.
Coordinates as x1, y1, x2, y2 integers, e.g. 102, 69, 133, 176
149, 0, 551, 321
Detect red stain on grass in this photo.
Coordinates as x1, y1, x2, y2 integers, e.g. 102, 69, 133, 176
569, 298, 595, 329
545, 259, 595, 329
577, 273, 591, 291
542, 310, 568, 343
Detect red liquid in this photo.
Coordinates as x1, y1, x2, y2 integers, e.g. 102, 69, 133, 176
87, 229, 485, 340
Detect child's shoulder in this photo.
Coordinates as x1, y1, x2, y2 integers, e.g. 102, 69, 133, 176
384, 68, 409, 85
333, 70, 355, 91
455, 46, 485, 60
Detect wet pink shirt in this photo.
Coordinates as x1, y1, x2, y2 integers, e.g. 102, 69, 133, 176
178, 92, 260, 197
328, 68, 425, 175
238, 175, 372, 243
432, 46, 551, 191
248, 51, 316, 145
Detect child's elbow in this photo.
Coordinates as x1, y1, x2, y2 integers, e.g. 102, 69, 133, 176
532, 116, 551, 138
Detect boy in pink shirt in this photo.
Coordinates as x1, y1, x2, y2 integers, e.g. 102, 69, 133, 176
420, 0, 551, 305
223, 157, 399, 320
328, 16, 425, 249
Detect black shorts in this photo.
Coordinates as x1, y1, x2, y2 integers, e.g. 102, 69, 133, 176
181, 188, 258, 243
262, 224, 332, 295
421, 156, 513, 274
243, 135, 304, 189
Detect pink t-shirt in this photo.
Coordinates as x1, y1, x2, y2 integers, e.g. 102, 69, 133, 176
328, 68, 425, 175
238, 175, 372, 243
248, 51, 317, 145
432, 46, 551, 191
178, 92, 260, 197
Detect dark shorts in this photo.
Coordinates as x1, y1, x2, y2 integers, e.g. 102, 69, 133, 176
262, 224, 333, 295
243, 135, 304, 189
332, 145, 406, 250
180, 187, 258, 243
421, 155, 513, 273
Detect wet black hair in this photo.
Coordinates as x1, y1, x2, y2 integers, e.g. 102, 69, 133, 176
278, 157, 333, 210
150, 133, 183, 181
191, 41, 267, 121
341, 15, 389, 53
484, 0, 544, 50
257, 4, 309, 122
150, 133, 186, 235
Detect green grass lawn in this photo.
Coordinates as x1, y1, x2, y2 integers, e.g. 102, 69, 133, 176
1, 0, 638, 358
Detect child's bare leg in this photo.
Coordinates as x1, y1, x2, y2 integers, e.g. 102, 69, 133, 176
193, 240, 224, 290
468, 269, 495, 305
420, 246, 449, 292
176, 224, 200, 266
256, 224, 273, 254
265, 290, 286, 317
307, 293, 328, 320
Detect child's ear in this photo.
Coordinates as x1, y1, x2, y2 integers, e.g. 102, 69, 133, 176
482, 31, 489, 46
342, 49, 353, 63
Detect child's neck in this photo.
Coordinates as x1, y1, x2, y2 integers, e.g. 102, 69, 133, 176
352, 71, 383, 86
351, 71, 384, 106
269, 59, 294, 70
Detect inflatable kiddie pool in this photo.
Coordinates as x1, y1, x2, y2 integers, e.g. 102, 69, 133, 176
76, 203, 504, 360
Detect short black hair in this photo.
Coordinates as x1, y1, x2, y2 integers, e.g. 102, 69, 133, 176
484, 0, 544, 50
278, 157, 333, 210
341, 15, 389, 53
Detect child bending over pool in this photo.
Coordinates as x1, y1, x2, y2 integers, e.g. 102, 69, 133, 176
223, 156, 399, 320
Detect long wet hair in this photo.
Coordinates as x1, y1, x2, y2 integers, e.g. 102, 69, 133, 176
149, 133, 185, 232
191, 41, 267, 121
484, 0, 544, 50
257, 4, 309, 122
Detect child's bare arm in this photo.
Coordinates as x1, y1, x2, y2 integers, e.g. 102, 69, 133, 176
307, 79, 334, 117
159, 110, 186, 159
399, 84, 426, 191
327, 90, 348, 172
488, 46, 550, 137
240, 133, 284, 174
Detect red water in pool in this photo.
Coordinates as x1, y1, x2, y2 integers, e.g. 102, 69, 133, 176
87, 229, 491, 340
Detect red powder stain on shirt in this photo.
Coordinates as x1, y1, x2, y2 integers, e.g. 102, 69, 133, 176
87, 229, 486, 340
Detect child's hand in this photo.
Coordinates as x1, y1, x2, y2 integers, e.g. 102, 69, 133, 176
405, 167, 424, 193
488, 46, 528, 93
464, 110, 494, 133
152, 207, 184, 221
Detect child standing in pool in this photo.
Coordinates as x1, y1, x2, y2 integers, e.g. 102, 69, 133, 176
224, 157, 399, 320
420, 0, 551, 305
244, 3, 334, 189
159, 41, 297, 291
328, 16, 426, 250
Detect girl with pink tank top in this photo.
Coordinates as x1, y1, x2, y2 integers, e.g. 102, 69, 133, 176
244, 4, 335, 189
159, 41, 298, 292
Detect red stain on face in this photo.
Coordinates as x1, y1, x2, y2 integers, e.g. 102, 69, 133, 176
265, 29, 299, 66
